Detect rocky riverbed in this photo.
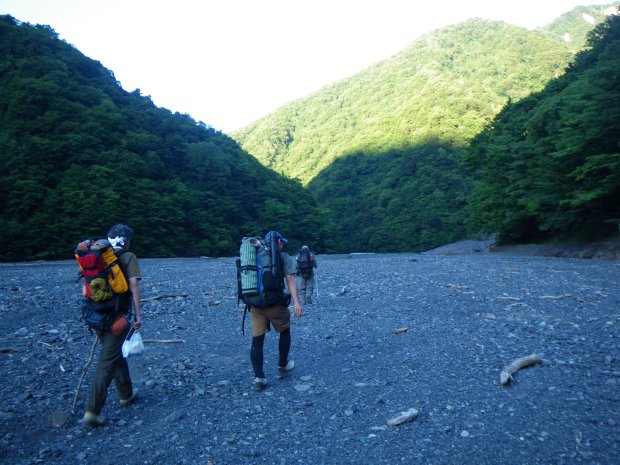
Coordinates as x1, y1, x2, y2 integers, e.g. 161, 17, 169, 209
1, 250, 619, 464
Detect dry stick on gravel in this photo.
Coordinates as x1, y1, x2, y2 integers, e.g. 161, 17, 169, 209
71, 335, 99, 414
500, 354, 542, 385
142, 338, 185, 344
141, 294, 188, 301
387, 408, 419, 427
0, 347, 19, 353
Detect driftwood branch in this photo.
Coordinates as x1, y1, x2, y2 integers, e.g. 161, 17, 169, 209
142, 338, 185, 344
0, 347, 19, 353
38, 341, 62, 350
539, 294, 571, 300
142, 294, 188, 302
500, 354, 542, 385
72, 335, 99, 414
387, 408, 419, 427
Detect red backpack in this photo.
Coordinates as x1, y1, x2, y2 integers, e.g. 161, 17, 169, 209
75, 238, 129, 312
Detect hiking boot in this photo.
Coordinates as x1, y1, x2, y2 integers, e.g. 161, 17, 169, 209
83, 411, 105, 427
120, 389, 138, 407
278, 360, 295, 372
254, 377, 267, 391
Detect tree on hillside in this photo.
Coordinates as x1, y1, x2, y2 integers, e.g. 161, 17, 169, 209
465, 15, 620, 243
0, 15, 333, 260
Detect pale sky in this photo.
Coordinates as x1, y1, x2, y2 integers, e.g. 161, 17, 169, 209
0, 0, 604, 132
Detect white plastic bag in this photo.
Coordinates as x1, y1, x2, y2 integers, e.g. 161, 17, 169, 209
122, 330, 144, 358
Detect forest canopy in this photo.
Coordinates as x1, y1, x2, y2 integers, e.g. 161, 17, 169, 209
464, 14, 620, 243
0, 15, 334, 261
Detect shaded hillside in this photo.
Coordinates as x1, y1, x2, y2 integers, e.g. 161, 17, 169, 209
309, 145, 471, 252
465, 14, 620, 244
0, 16, 335, 261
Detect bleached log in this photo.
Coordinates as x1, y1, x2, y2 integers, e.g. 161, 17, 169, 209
38, 341, 62, 350
0, 347, 18, 353
447, 284, 469, 290
142, 338, 185, 344
142, 294, 188, 301
393, 327, 408, 334
387, 408, 419, 427
500, 354, 542, 385
539, 295, 570, 300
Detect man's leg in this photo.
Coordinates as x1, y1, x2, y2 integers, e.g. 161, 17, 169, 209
300, 278, 307, 304
278, 328, 291, 368
250, 334, 265, 378
85, 331, 124, 415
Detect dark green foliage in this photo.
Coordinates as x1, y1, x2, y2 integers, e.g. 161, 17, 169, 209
309, 145, 472, 252
1, 3, 613, 260
0, 16, 332, 261
465, 14, 620, 243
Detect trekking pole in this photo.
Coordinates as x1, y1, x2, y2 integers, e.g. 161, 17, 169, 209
314, 271, 319, 303
71, 334, 99, 414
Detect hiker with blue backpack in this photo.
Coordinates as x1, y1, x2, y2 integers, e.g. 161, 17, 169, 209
237, 231, 303, 391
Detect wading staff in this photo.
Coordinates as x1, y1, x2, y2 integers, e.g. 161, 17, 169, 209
71, 334, 99, 414
314, 270, 319, 303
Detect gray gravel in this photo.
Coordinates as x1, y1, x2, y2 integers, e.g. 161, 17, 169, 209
1, 251, 619, 465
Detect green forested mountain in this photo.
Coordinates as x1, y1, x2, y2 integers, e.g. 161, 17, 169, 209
234, 20, 575, 184
233, 18, 584, 252
1, 5, 616, 261
542, 3, 618, 51
0, 15, 334, 261
233, 4, 617, 253
465, 15, 620, 243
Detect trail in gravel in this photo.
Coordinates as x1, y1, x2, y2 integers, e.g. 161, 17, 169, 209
1, 252, 619, 465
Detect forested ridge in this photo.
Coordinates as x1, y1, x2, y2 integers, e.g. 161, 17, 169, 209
1, 4, 618, 261
0, 15, 334, 261
465, 14, 620, 243
234, 4, 617, 252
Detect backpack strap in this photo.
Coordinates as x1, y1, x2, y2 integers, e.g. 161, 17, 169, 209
241, 304, 249, 336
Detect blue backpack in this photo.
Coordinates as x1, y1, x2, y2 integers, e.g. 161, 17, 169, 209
236, 232, 290, 333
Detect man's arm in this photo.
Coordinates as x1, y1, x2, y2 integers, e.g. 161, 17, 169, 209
286, 274, 303, 318
129, 277, 142, 331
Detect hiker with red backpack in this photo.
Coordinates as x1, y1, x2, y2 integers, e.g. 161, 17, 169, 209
80, 224, 142, 427
296, 245, 317, 304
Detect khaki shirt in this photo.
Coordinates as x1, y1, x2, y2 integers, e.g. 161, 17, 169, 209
119, 251, 141, 280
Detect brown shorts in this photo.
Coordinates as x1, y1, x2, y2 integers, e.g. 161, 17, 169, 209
250, 304, 291, 337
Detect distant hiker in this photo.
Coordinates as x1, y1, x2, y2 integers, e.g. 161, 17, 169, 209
296, 245, 317, 304
248, 231, 303, 391
83, 224, 142, 427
